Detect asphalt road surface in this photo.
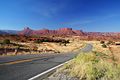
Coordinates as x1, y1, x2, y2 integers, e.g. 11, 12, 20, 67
0, 44, 93, 80
81, 44, 93, 52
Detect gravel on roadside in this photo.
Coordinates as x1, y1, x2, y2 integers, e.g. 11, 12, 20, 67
43, 70, 79, 80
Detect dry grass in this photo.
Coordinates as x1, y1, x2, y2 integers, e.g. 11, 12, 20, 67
54, 41, 120, 80
84, 41, 110, 53
60, 52, 120, 80
87, 41, 120, 62
0, 39, 85, 56
37, 40, 85, 53
108, 45, 120, 62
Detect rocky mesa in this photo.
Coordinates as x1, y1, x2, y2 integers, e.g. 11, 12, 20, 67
18, 27, 84, 36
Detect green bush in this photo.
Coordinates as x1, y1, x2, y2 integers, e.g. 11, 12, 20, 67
34, 40, 42, 43
3, 39, 10, 44
43, 39, 49, 42
102, 44, 107, 48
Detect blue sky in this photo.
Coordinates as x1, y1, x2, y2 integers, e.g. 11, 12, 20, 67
0, 0, 120, 32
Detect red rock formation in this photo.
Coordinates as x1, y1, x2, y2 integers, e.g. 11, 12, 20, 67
73, 30, 84, 36
18, 27, 120, 41
57, 28, 76, 35
18, 27, 84, 36
19, 27, 33, 36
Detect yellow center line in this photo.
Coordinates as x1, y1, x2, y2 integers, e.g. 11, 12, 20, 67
0, 57, 45, 66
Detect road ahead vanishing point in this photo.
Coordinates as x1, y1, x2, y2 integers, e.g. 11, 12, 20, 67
0, 44, 93, 80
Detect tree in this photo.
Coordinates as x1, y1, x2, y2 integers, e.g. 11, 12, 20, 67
3, 39, 10, 44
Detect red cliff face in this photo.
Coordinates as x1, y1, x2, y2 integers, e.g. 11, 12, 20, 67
58, 28, 72, 31
19, 27, 33, 36
18, 27, 120, 41
18, 27, 84, 36
57, 28, 76, 35
73, 30, 84, 36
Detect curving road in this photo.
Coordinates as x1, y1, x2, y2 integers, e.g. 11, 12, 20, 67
81, 44, 93, 52
0, 44, 93, 80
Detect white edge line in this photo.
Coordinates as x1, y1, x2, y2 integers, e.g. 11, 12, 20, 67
28, 59, 72, 80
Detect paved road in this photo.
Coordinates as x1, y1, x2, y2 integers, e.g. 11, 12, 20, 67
81, 44, 93, 52
0, 44, 93, 80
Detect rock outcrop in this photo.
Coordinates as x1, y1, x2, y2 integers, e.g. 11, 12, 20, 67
18, 27, 120, 41
19, 27, 84, 36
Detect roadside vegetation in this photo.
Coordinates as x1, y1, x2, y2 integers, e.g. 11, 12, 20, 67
0, 39, 31, 55
46, 41, 120, 80
0, 38, 84, 56
60, 51, 120, 80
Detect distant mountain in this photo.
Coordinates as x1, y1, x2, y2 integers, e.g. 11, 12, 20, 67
0, 30, 8, 34
1, 27, 120, 41
19, 27, 84, 36
85, 32, 120, 36
18, 27, 33, 36
18, 27, 120, 41
1, 30, 19, 34
18, 27, 120, 37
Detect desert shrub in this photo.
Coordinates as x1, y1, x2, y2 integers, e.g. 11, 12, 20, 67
34, 40, 42, 43
3, 39, 10, 44
61, 40, 69, 43
62, 52, 120, 80
43, 39, 49, 42
32, 46, 38, 51
107, 41, 114, 45
64, 43, 67, 46
102, 44, 107, 48
100, 41, 105, 44
7, 43, 24, 48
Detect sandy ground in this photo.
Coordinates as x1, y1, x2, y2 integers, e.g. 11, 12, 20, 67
0, 39, 85, 56
83, 41, 110, 54
37, 40, 84, 53
84, 41, 120, 62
